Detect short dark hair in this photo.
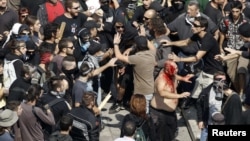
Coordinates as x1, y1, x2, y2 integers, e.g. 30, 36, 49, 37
43, 23, 59, 40
25, 84, 43, 102
59, 38, 73, 52
123, 120, 136, 137
194, 16, 208, 30
60, 115, 73, 131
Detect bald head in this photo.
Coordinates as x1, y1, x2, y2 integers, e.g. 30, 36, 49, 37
144, 9, 157, 19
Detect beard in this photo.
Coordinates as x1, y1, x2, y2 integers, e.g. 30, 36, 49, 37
0, 6, 6, 11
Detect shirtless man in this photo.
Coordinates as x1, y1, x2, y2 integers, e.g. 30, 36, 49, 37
150, 60, 191, 141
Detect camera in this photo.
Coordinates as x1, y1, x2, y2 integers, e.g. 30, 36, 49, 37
213, 79, 229, 101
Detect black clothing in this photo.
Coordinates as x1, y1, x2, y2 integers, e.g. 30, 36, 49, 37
196, 84, 213, 126
69, 106, 100, 141
39, 92, 71, 123
222, 93, 242, 125
204, 1, 223, 25
190, 33, 223, 75
131, 5, 146, 25
150, 106, 177, 141
53, 13, 87, 38
120, 113, 155, 140
8, 77, 31, 102
5, 53, 24, 78
241, 109, 250, 124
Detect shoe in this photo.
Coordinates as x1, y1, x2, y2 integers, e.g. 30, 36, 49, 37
108, 104, 121, 114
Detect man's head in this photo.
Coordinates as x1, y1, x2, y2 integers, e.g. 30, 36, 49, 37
65, 0, 80, 17
0, 0, 7, 11
164, 60, 178, 76
21, 63, 37, 81
60, 115, 73, 132
187, 0, 200, 18
148, 16, 166, 36
230, 1, 243, 21
83, 20, 100, 38
58, 38, 75, 55
213, 71, 229, 101
61, 56, 77, 74
143, 9, 157, 26
79, 61, 95, 77
10, 40, 27, 57
123, 120, 136, 137
82, 91, 96, 108
43, 23, 60, 40
134, 36, 148, 52
142, 0, 153, 10
191, 16, 208, 34
238, 22, 250, 42
100, 0, 110, 12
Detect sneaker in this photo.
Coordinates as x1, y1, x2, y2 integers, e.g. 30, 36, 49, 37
108, 104, 121, 114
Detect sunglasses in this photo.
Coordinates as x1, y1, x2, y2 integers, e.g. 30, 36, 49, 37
143, 16, 150, 20
20, 32, 30, 35
67, 46, 74, 50
72, 6, 80, 10
116, 26, 124, 29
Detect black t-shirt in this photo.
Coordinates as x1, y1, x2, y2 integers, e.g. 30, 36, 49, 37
204, 1, 223, 25
191, 33, 223, 74
53, 13, 87, 38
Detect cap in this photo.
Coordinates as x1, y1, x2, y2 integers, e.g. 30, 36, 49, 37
0, 109, 18, 127
26, 40, 37, 50
84, 20, 101, 29
11, 23, 22, 35
211, 112, 225, 125
238, 22, 250, 38
88, 40, 102, 55
18, 24, 30, 34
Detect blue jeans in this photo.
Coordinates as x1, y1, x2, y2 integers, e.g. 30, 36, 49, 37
144, 94, 153, 114
200, 128, 208, 141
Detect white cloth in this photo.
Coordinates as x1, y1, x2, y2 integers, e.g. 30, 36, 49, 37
114, 136, 135, 141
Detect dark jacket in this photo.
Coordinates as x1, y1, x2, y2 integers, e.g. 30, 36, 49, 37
49, 131, 72, 141
196, 84, 213, 127
68, 106, 100, 141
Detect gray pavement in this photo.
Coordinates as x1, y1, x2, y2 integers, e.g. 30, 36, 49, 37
100, 101, 193, 141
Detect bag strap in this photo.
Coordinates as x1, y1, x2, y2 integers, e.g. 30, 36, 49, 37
45, 98, 65, 108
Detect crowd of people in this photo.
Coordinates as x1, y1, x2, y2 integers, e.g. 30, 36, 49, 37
0, 0, 250, 141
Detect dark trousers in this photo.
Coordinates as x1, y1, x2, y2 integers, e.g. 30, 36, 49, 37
150, 106, 177, 141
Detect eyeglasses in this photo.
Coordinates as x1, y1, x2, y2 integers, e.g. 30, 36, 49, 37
67, 46, 74, 50
21, 15, 28, 18
193, 23, 202, 28
116, 26, 124, 29
143, 16, 150, 20
72, 6, 80, 10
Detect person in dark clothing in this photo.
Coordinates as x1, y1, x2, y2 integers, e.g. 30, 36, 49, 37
68, 91, 101, 141
53, 0, 87, 39
221, 84, 242, 125
7, 64, 36, 102
120, 94, 155, 140
3, 40, 26, 94
38, 76, 71, 134
49, 115, 73, 141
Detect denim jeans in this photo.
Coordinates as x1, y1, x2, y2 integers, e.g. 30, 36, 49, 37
200, 128, 208, 141
144, 94, 153, 114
